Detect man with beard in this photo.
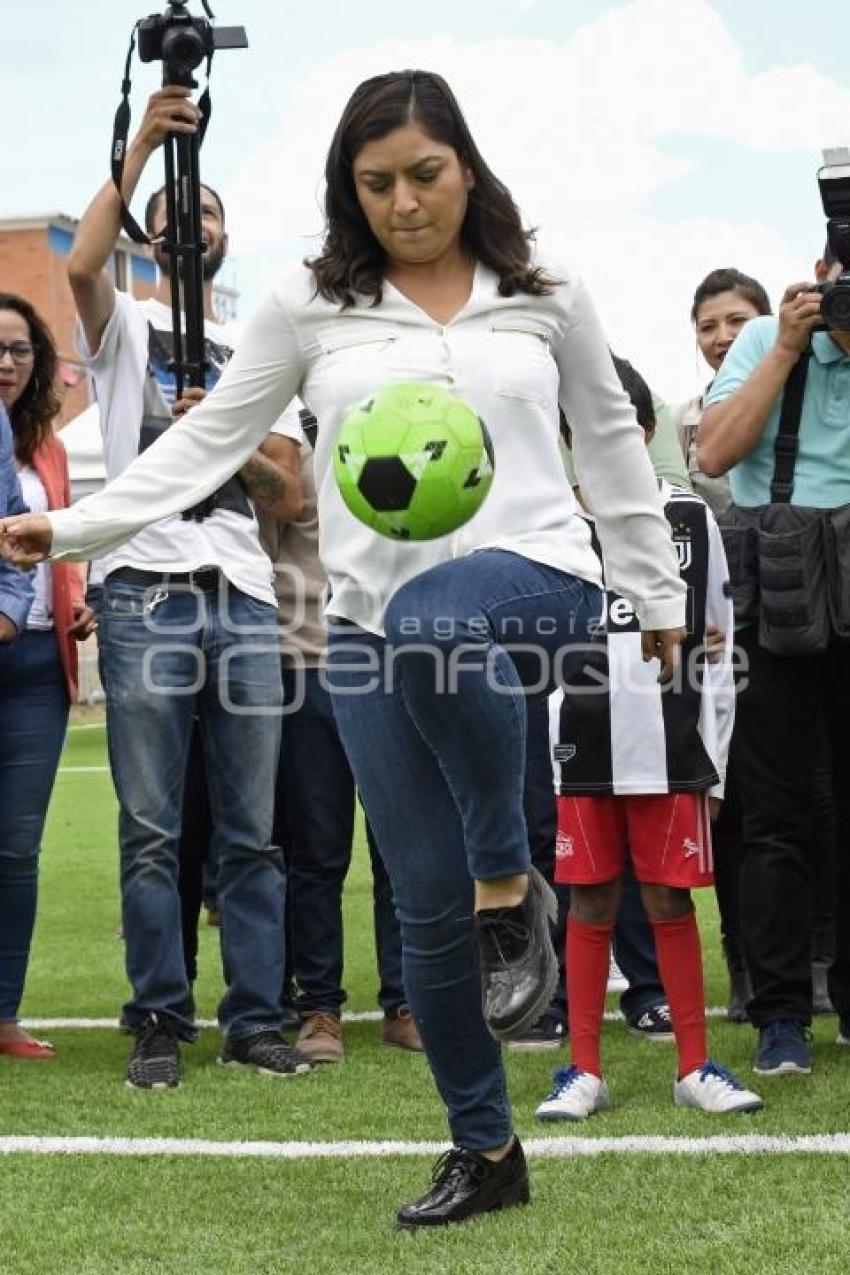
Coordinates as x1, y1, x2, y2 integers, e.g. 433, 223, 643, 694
66, 87, 306, 1090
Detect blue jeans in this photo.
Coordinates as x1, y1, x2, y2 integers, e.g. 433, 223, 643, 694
0, 631, 68, 1021
274, 667, 405, 1015
100, 575, 284, 1040
327, 550, 603, 1149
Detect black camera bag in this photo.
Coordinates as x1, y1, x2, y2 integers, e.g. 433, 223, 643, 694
717, 349, 843, 656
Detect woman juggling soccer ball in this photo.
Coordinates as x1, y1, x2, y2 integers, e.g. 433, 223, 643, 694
0, 71, 687, 1227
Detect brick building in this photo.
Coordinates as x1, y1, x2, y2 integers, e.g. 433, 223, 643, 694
0, 213, 238, 426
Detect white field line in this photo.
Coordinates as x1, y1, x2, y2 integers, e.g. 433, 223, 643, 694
0, 1134, 849, 1161
56, 766, 111, 774
67, 722, 106, 732
21, 1008, 729, 1030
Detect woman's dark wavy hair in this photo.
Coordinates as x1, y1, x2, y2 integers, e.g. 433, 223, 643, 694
307, 70, 555, 306
0, 292, 59, 463
690, 268, 771, 324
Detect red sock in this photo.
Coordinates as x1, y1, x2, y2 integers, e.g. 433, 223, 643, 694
651, 911, 708, 1080
567, 914, 614, 1078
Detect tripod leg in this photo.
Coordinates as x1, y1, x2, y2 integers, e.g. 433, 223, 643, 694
175, 130, 206, 389
163, 136, 186, 402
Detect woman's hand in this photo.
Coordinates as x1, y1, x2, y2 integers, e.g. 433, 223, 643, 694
641, 626, 687, 683
0, 614, 17, 644
0, 514, 53, 567
67, 603, 97, 641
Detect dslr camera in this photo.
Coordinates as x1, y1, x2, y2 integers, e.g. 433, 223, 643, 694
138, 0, 247, 87
816, 147, 850, 332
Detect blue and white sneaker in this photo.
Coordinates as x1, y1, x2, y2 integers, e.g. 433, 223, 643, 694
753, 1020, 812, 1076
535, 1065, 611, 1122
674, 1060, 763, 1113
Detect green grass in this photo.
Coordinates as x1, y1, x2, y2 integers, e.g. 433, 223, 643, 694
1, 709, 848, 1274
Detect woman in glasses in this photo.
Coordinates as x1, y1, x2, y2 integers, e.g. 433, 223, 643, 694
0, 293, 94, 1060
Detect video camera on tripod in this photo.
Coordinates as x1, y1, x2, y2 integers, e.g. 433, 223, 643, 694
111, 0, 247, 518
112, 0, 247, 396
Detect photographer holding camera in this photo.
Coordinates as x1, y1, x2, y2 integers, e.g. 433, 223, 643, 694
698, 160, 850, 1074
66, 85, 307, 1090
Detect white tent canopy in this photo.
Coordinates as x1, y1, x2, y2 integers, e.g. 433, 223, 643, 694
60, 404, 105, 502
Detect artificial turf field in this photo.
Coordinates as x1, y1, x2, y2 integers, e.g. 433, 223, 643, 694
1, 708, 848, 1274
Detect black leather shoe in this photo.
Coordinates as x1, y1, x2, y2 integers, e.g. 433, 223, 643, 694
396, 1138, 529, 1229
476, 866, 558, 1041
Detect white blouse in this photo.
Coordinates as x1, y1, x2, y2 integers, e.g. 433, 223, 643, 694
47, 257, 686, 635
18, 465, 53, 629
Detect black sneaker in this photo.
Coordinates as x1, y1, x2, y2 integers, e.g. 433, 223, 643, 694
627, 1004, 675, 1041
753, 1019, 812, 1076
396, 1138, 530, 1229
507, 1013, 567, 1052
837, 1016, 850, 1046
126, 1014, 181, 1090
476, 867, 558, 1041
218, 1031, 311, 1077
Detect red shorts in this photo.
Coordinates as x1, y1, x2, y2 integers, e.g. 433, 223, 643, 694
555, 792, 714, 889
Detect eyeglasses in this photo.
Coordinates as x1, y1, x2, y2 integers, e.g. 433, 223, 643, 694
0, 342, 35, 364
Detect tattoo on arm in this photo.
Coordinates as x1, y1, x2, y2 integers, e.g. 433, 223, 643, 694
238, 450, 303, 519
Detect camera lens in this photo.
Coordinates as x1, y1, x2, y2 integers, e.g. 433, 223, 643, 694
162, 24, 206, 71
822, 283, 850, 332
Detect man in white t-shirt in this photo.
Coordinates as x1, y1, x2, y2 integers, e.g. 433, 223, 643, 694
67, 86, 306, 1090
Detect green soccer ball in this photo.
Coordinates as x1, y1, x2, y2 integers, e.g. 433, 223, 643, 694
332, 382, 494, 541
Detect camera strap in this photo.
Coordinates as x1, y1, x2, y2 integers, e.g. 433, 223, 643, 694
769, 349, 812, 504
110, 24, 213, 246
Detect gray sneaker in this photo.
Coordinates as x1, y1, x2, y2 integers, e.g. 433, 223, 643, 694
218, 1031, 311, 1077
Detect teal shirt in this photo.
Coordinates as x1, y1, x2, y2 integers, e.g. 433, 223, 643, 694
705, 316, 850, 508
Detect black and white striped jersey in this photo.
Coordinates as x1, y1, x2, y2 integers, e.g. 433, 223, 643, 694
549, 481, 734, 797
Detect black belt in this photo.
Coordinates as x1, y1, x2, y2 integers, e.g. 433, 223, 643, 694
108, 566, 223, 590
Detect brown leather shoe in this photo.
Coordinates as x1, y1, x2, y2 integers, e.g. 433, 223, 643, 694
297, 1011, 344, 1063
382, 1006, 424, 1052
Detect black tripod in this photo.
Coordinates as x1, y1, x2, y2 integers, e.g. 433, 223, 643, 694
160, 110, 207, 400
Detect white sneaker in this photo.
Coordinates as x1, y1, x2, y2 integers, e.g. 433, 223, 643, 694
535, 1065, 611, 1122
607, 953, 628, 994
674, 1060, 763, 1114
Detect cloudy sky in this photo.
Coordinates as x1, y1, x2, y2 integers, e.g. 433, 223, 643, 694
5, 0, 849, 400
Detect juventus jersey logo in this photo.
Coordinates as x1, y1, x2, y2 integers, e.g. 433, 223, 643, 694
674, 537, 693, 572
670, 519, 693, 572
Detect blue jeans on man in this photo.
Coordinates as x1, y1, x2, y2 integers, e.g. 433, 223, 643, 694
274, 667, 405, 1016
100, 572, 284, 1041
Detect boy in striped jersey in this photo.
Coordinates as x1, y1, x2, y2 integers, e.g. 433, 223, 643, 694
536, 359, 763, 1120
